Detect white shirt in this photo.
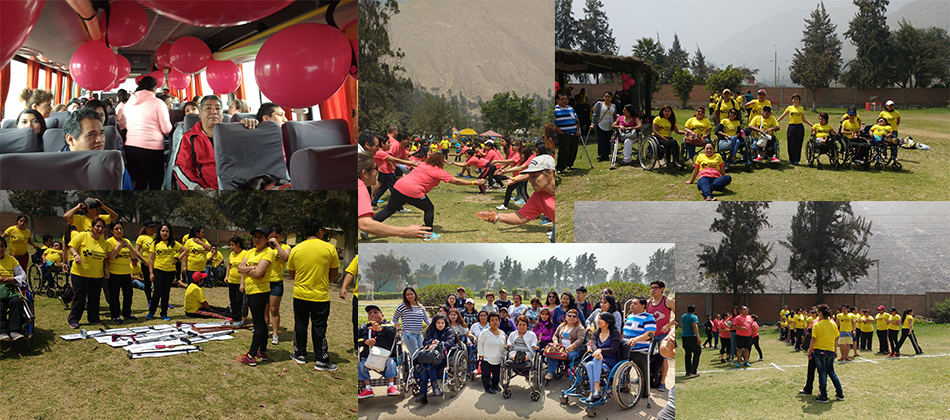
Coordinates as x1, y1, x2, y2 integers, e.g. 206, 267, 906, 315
478, 328, 507, 365
507, 330, 539, 360
470, 322, 489, 341
509, 303, 528, 321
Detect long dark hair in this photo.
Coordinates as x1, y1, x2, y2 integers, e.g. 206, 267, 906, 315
658, 104, 677, 127
427, 314, 448, 334
598, 312, 617, 333
545, 291, 559, 306
156, 222, 175, 247
135, 76, 157, 93
229, 235, 245, 251
902, 308, 912, 323
16, 109, 47, 140
402, 287, 419, 308
601, 295, 618, 314
536, 308, 554, 329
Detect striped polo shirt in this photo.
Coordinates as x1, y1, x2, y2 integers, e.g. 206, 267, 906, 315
623, 311, 657, 353
554, 105, 578, 135
392, 303, 431, 334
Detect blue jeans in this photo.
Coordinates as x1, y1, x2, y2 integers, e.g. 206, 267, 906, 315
420, 361, 446, 396
814, 349, 843, 399
403, 332, 423, 358
696, 175, 732, 198
718, 136, 740, 162
730, 335, 737, 360
358, 357, 397, 381
546, 350, 579, 375
585, 357, 616, 390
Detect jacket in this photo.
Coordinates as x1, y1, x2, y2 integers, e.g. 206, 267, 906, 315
357, 319, 398, 359
120, 90, 172, 150
173, 121, 218, 190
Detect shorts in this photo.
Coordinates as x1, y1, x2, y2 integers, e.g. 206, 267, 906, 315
735, 335, 752, 350
269, 281, 284, 297
839, 331, 853, 345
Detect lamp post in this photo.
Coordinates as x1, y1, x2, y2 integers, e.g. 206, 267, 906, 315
774, 44, 777, 88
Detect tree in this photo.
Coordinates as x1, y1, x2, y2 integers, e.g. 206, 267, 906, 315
671, 69, 695, 109
665, 34, 690, 82
891, 22, 950, 88
633, 37, 666, 90
645, 247, 675, 287
498, 256, 513, 285
511, 260, 524, 286
705, 65, 746, 97
624, 262, 644, 284
555, 0, 579, 49
415, 262, 437, 278
358, 0, 414, 130
611, 267, 623, 282
459, 264, 486, 290
790, 2, 843, 111
780, 202, 873, 304
409, 93, 457, 137
482, 259, 497, 288
697, 202, 776, 306
577, 0, 617, 55
439, 260, 465, 286
691, 45, 714, 82
480, 92, 540, 135
363, 251, 412, 292
841, 0, 893, 88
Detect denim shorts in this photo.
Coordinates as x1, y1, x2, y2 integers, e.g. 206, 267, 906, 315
269, 281, 284, 297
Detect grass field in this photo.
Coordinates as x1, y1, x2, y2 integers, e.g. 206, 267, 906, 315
557, 107, 950, 243
0, 274, 357, 420
361, 179, 553, 243
674, 322, 950, 419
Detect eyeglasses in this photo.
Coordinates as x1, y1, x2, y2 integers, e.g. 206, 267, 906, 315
567, 315, 577, 318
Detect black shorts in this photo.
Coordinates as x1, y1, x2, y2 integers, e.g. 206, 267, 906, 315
735, 335, 752, 349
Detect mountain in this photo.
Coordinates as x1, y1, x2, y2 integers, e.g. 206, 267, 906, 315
388, 0, 554, 102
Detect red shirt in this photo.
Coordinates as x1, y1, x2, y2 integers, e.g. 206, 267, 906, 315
648, 296, 673, 335
389, 141, 407, 160
733, 314, 753, 337
718, 318, 731, 338
485, 149, 503, 169
513, 153, 535, 177
374, 149, 395, 174
751, 321, 759, 337
393, 163, 453, 198
173, 121, 218, 190
517, 190, 554, 222
465, 155, 489, 169
357, 179, 374, 218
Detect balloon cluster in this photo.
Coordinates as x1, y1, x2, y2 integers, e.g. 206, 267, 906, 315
621, 74, 636, 90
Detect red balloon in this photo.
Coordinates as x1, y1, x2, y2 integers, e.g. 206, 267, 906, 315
169, 36, 211, 74
135, 0, 294, 27
115, 54, 132, 83
255, 24, 350, 108
205, 59, 241, 94
155, 43, 172, 69
1, 0, 46, 69
108, 1, 148, 47
135, 74, 145, 83
70, 40, 119, 91
555, 82, 560, 91
149, 70, 166, 88
167, 68, 190, 90
350, 39, 358, 79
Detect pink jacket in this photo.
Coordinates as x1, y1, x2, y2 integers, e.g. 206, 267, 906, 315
120, 90, 172, 150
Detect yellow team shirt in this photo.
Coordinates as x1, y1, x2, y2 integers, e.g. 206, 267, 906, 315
813, 123, 833, 139
131, 263, 143, 279
888, 313, 902, 330
0, 255, 21, 299
859, 316, 874, 333
652, 116, 672, 138
719, 118, 742, 137
878, 109, 900, 128
794, 314, 806, 329
871, 124, 892, 138
184, 283, 206, 314
44, 248, 63, 263
105, 237, 134, 275
836, 312, 855, 332
208, 250, 224, 267
68, 231, 108, 278
183, 238, 211, 271
716, 98, 739, 122
875, 313, 889, 330
72, 214, 112, 232
748, 99, 771, 121
136, 235, 155, 256
749, 115, 779, 132
269, 244, 291, 283
685, 117, 712, 136
780, 309, 790, 319
841, 118, 862, 134
243, 247, 275, 295
812, 319, 839, 351
150, 240, 182, 272
3, 226, 31, 256
227, 249, 247, 284
902, 314, 914, 329
287, 238, 340, 302
346, 256, 358, 298
840, 114, 862, 124
784, 105, 805, 125
440, 139, 450, 151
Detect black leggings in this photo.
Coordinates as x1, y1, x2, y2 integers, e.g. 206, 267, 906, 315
372, 172, 398, 203
752, 335, 762, 359
719, 336, 731, 357
888, 329, 899, 353
655, 136, 680, 163
149, 269, 174, 317
107, 273, 133, 318
373, 189, 435, 228
67, 274, 102, 325
503, 180, 529, 207
703, 328, 713, 347
481, 361, 500, 391
896, 329, 922, 354
478, 165, 498, 194
248, 292, 269, 356
140, 262, 152, 302
228, 282, 243, 320
124, 145, 165, 190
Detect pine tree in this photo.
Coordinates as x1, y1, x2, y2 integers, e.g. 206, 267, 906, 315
690, 45, 713, 82
555, 0, 579, 49
841, 0, 893, 88
577, 0, 617, 55
665, 34, 690, 82
697, 202, 776, 306
790, 2, 842, 111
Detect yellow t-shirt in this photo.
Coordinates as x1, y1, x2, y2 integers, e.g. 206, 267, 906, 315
812, 319, 839, 351
3, 226, 31, 256
72, 214, 112, 232
183, 238, 211, 271
806, 315, 816, 328
68, 231, 108, 278
105, 237, 134, 275
716, 98, 739, 122
208, 250, 224, 267
150, 240, 182, 272
813, 123, 833, 139
794, 314, 806, 329
888, 313, 902, 330
268, 244, 291, 284
287, 238, 340, 302
440, 139, 450, 151
719, 118, 742, 137
859, 316, 874, 333
346, 256, 358, 298
902, 314, 913, 329
784, 105, 804, 125
44, 248, 63, 263
749, 115, 779, 132
243, 247, 275, 295
871, 124, 892, 138
878, 109, 900, 128
748, 99, 771, 121
652, 116, 672, 138
131, 263, 143, 279
841, 118, 862, 134
184, 283, 206, 314
693, 152, 724, 177
0, 255, 21, 299
136, 234, 155, 255
836, 312, 854, 332
685, 117, 712, 136
227, 249, 247, 284
875, 313, 889, 330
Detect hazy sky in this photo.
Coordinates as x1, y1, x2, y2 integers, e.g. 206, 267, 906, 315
495, 243, 674, 272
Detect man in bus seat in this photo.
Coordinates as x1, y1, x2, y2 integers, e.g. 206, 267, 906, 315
256, 103, 288, 126
172, 95, 260, 190
61, 109, 133, 190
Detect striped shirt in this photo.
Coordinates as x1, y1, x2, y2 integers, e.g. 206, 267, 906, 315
392, 303, 431, 334
623, 312, 657, 353
554, 105, 578, 135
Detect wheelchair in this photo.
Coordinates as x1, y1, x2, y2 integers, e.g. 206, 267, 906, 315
608, 128, 642, 170
746, 130, 782, 167
0, 282, 37, 349
559, 342, 648, 417
806, 133, 842, 170
638, 135, 682, 171
716, 130, 754, 172
867, 131, 902, 171
500, 348, 544, 401
403, 341, 468, 399
27, 253, 68, 298
539, 330, 590, 386
358, 334, 409, 398
681, 133, 711, 164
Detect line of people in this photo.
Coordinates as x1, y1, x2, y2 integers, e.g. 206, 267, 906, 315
780, 303, 922, 358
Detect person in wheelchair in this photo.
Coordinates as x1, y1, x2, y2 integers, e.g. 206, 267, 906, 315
811, 113, 835, 155
415, 314, 456, 404
748, 106, 782, 163
545, 308, 585, 381
585, 294, 623, 331
0, 237, 29, 342
584, 312, 623, 401
841, 108, 869, 164
652, 105, 686, 169
447, 308, 475, 346
716, 108, 744, 165
870, 117, 895, 158
42, 241, 66, 272
683, 107, 712, 162
623, 297, 657, 398
357, 305, 401, 399
612, 104, 642, 166
506, 316, 539, 368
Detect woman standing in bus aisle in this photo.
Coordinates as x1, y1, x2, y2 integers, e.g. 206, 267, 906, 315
19, 88, 53, 118
591, 91, 618, 162
263, 225, 291, 345
392, 286, 430, 358
775, 93, 812, 165
236, 227, 276, 366
372, 135, 418, 208
357, 154, 432, 240
895, 308, 923, 356
118, 76, 173, 190
66, 218, 108, 328
147, 223, 181, 321
2, 215, 42, 272
229, 99, 251, 115
179, 226, 213, 287
15, 109, 48, 142
134, 221, 157, 303
105, 221, 144, 323
225, 236, 248, 328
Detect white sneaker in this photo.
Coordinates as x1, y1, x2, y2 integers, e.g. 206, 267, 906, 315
397, 208, 412, 213
271, 334, 279, 345
0, 333, 10, 342
9, 331, 24, 341
496, 204, 508, 210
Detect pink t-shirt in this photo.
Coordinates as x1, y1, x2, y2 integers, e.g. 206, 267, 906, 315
751, 321, 759, 337
357, 179, 374, 218
513, 153, 534, 177
393, 163, 453, 198
718, 318, 731, 338
122, 90, 173, 151
734, 314, 753, 337
389, 141, 408, 159
517, 190, 554, 222
485, 149, 503, 169
374, 149, 394, 174
465, 155, 488, 169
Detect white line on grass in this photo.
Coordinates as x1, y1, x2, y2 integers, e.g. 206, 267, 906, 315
770, 362, 785, 372
686, 353, 950, 375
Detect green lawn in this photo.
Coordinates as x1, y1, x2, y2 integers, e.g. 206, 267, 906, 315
0, 275, 357, 419
674, 323, 950, 419
557, 107, 950, 243
361, 178, 553, 243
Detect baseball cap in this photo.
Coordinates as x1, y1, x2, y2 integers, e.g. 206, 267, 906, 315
142, 219, 156, 227
191, 272, 207, 282
762, 106, 772, 112
889, 307, 898, 312
758, 89, 766, 94
877, 305, 885, 310
722, 89, 732, 94
465, 298, 474, 304
847, 108, 857, 115
83, 198, 101, 209
885, 100, 895, 106
457, 286, 466, 292
250, 226, 268, 236
520, 154, 555, 174
365, 304, 381, 313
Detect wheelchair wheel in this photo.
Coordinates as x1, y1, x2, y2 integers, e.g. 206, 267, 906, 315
27, 264, 43, 295
575, 361, 591, 396
533, 354, 545, 395
46, 286, 56, 298
451, 350, 467, 396
874, 162, 884, 170
530, 390, 541, 401
611, 361, 643, 410
586, 408, 596, 417
806, 140, 816, 167
503, 388, 512, 399
638, 137, 658, 170
892, 161, 902, 171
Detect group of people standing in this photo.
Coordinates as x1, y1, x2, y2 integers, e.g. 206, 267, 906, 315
780, 304, 922, 359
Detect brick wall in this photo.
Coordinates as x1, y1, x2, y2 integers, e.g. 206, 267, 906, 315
643, 85, 948, 110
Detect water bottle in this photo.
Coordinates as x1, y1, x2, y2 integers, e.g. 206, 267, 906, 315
476, 210, 497, 221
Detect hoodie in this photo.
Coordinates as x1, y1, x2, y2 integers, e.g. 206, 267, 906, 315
120, 90, 172, 150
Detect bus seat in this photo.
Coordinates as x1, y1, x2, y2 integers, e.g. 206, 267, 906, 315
104, 126, 122, 150
105, 115, 117, 127
173, 102, 184, 110
288, 146, 356, 190
0, 128, 40, 153
213, 121, 288, 190
183, 113, 200, 132
169, 109, 185, 126
163, 121, 186, 189
48, 111, 71, 129
0, 150, 124, 189
1, 119, 14, 129
45, 118, 58, 129
230, 113, 255, 122
43, 128, 66, 152
280, 120, 350, 164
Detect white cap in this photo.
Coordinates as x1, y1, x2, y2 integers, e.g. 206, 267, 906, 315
520, 154, 555, 173
885, 100, 895, 106
465, 298, 474, 304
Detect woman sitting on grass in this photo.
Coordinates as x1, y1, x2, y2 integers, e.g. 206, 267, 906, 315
686, 143, 732, 201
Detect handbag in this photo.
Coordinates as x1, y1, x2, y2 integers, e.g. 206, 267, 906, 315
543, 343, 569, 360
363, 328, 394, 372
416, 348, 444, 365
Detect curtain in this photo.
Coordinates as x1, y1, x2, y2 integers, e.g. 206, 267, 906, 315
317, 76, 356, 144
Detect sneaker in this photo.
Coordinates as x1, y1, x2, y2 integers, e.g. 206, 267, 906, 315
9, 331, 23, 341
111, 317, 123, 324
271, 334, 279, 345
237, 353, 258, 366
513, 198, 526, 205
162, 316, 171, 321
465, 175, 473, 179
290, 353, 307, 364
836, 395, 845, 401
69, 323, 79, 329
359, 231, 369, 240
126, 315, 138, 320
256, 350, 268, 361
496, 204, 508, 211
744, 362, 751, 367
387, 385, 401, 396
0, 333, 9, 342
544, 373, 554, 381
799, 389, 811, 395
59, 295, 69, 309
376, 199, 385, 205
233, 321, 246, 329
423, 233, 442, 242
539, 219, 553, 227
431, 383, 442, 397
397, 208, 411, 213
358, 388, 375, 399
658, 384, 668, 392
815, 397, 830, 403
314, 361, 338, 371
753, 156, 763, 163
771, 156, 780, 163
757, 358, 764, 361
736, 363, 742, 368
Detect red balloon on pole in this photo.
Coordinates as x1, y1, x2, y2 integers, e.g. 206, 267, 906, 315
155, 43, 172, 69
115, 54, 132, 82
149, 70, 166, 88
255, 24, 350, 108
108, 1, 148, 47
169, 36, 211, 74
1, 0, 47, 69
135, 0, 294, 27
205, 59, 241, 94
70, 40, 119, 91
167, 68, 190, 90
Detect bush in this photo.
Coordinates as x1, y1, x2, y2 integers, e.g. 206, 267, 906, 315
368, 292, 403, 300
535, 288, 542, 299
418, 283, 462, 316
586, 281, 651, 314
932, 298, 950, 323
479, 288, 486, 298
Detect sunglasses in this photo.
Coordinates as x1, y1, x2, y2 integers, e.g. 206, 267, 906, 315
567, 315, 577, 318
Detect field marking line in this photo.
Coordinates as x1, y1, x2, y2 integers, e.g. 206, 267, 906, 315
770, 362, 785, 372
686, 353, 950, 376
